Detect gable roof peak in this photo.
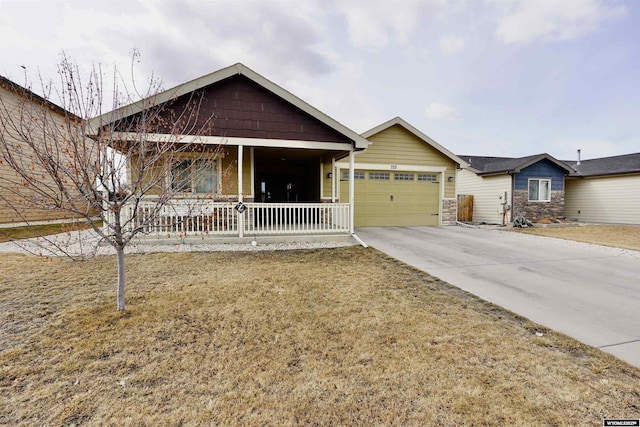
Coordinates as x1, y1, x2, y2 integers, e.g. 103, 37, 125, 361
463, 153, 572, 175
362, 116, 468, 167
88, 63, 368, 149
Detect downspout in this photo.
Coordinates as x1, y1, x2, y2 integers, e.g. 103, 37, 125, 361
510, 172, 515, 224
349, 147, 368, 248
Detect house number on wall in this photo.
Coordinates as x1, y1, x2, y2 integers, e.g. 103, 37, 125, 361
390, 164, 398, 170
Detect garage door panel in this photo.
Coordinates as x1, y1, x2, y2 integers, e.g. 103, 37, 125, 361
340, 170, 441, 227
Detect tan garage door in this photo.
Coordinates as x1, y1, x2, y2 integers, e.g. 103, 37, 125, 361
340, 170, 441, 227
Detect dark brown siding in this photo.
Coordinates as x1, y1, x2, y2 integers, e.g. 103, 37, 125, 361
116, 75, 351, 143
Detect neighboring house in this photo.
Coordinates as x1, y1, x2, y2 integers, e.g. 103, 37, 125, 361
564, 153, 640, 225
0, 76, 83, 226
457, 154, 574, 224
334, 117, 466, 227
88, 63, 370, 238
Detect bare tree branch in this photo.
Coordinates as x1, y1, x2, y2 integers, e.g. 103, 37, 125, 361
0, 53, 225, 310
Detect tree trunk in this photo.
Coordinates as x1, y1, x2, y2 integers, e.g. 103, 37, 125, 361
116, 246, 126, 311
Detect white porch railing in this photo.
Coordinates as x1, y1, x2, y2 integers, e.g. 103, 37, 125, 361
246, 202, 350, 235
107, 200, 350, 237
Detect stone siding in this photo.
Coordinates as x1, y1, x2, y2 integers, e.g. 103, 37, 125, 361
442, 198, 457, 225
513, 190, 565, 222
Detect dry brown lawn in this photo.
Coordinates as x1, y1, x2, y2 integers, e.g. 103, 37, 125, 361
0, 222, 94, 243
1, 247, 639, 426
513, 224, 640, 251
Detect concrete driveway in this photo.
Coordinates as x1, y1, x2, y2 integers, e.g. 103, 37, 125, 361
356, 226, 640, 368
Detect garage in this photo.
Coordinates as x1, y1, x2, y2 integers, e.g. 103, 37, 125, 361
340, 170, 441, 227
327, 118, 465, 227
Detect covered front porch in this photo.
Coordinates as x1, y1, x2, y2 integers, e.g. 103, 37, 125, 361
109, 141, 361, 240
95, 63, 371, 241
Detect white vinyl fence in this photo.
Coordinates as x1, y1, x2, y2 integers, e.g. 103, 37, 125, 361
105, 199, 350, 238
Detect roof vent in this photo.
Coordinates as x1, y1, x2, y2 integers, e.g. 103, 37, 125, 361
577, 149, 581, 165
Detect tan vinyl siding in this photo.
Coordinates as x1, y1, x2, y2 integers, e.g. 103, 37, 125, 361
565, 175, 640, 224
220, 146, 252, 197
129, 155, 164, 196
0, 85, 82, 224
359, 125, 457, 198
457, 169, 511, 224
322, 161, 332, 199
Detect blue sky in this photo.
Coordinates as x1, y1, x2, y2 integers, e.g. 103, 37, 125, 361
1, 0, 638, 160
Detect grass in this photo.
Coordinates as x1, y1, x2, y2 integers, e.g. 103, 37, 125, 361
1, 247, 639, 426
0, 222, 95, 243
512, 224, 640, 251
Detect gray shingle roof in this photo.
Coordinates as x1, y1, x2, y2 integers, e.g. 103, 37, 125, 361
460, 153, 572, 175
564, 152, 640, 177
462, 152, 640, 178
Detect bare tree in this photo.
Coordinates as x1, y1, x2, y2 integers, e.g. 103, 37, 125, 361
0, 53, 222, 310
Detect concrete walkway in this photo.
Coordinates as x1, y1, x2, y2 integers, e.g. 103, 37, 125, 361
356, 226, 640, 368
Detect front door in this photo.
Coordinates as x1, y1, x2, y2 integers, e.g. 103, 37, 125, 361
258, 172, 303, 203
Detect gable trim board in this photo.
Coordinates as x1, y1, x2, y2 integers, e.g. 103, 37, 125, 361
335, 162, 447, 173
110, 132, 355, 151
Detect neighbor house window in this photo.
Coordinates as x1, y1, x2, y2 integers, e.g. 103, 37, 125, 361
369, 172, 390, 180
170, 159, 217, 194
528, 178, 551, 202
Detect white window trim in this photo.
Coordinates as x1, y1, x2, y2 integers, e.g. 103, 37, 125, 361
528, 178, 551, 202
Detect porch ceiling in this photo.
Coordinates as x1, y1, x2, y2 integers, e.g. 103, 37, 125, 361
255, 147, 347, 162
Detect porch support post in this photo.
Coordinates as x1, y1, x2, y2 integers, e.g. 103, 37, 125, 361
250, 147, 255, 199
349, 149, 355, 234
238, 145, 244, 238
331, 157, 336, 203
319, 162, 324, 200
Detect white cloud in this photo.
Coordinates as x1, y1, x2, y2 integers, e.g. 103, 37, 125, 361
338, 0, 447, 49
424, 102, 458, 121
493, 0, 626, 44
438, 35, 464, 54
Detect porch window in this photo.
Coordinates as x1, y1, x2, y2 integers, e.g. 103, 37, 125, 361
528, 178, 551, 202
170, 159, 217, 194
